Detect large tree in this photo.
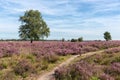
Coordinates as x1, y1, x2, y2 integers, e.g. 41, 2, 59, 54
104, 31, 112, 41
19, 10, 50, 43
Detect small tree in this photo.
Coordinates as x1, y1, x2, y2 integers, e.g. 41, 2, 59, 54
71, 38, 77, 42
62, 38, 65, 42
19, 10, 50, 43
78, 37, 83, 42
104, 31, 112, 41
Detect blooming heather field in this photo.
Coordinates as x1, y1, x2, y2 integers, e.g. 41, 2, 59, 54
0, 41, 120, 57
0, 41, 120, 79
55, 42, 120, 80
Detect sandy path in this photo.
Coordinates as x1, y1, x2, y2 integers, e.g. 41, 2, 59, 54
38, 50, 104, 80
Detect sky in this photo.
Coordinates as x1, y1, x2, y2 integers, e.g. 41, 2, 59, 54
0, 0, 120, 40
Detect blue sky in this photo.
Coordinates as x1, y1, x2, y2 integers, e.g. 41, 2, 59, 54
0, 0, 120, 40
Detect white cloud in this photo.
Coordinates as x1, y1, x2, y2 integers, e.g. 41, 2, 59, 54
0, 0, 120, 40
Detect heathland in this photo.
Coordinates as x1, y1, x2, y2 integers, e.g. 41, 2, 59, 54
0, 41, 120, 80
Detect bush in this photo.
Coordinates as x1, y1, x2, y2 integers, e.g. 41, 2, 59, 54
71, 39, 77, 42
0, 60, 9, 69
44, 53, 59, 63
54, 67, 68, 80
13, 59, 35, 78
78, 37, 83, 42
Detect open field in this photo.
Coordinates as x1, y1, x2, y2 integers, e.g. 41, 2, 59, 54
1, 0, 120, 80
55, 46, 120, 80
0, 41, 120, 80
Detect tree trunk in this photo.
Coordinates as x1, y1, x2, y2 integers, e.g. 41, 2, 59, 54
30, 40, 33, 43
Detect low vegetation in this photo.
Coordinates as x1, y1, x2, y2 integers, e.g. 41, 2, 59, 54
55, 47, 120, 80
0, 41, 120, 79
0, 51, 72, 79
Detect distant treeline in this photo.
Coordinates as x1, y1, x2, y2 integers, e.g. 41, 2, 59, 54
0, 38, 103, 42
62, 37, 83, 42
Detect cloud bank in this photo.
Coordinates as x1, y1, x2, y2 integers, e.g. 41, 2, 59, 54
0, 0, 120, 40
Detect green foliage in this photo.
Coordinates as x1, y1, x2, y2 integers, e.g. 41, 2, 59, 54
62, 38, 65, 42
71, 38, 77, 42
26, 53, 36, 63
41, 60, 48, 70
78, 37, 83, 42
19, 10, 50, 43
104, 31, 112, 41
70, 37, 83, 42
1, 62, 8, 69
0, 59, 9, 69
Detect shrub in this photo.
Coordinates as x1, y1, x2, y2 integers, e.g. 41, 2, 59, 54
44, 53, 59, 63
54, 67, 68, 80
13, 59, 35, 78
71, 39, 77, 42
0, 60, 9, 69
78, 37, 83, 42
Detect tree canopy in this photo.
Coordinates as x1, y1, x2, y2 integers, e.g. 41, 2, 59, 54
104, 31, 112, 41
78, 37, 83, 42
19, 10, 50, 43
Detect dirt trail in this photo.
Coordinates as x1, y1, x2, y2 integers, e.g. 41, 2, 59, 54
38, 50, 104, 80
